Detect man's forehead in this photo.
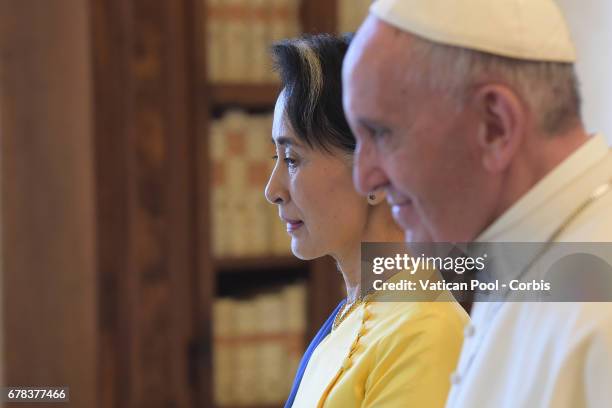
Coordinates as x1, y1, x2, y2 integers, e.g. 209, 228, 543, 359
348, 17, 414, 81
350, 17, 394, 63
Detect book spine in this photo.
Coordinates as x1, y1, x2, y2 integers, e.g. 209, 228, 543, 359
255, 293, 287, 403
211, 119, 229, 257
234, 299, 261, 405
282, 283, 307, 393
223, 0, 250, 82
245, 114, 274, 255
206, 0, 225, 82
213, 298, 237, 406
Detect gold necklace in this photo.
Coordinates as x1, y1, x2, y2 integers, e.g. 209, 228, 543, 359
332, 300, 362, 331
333, 292, 376, 331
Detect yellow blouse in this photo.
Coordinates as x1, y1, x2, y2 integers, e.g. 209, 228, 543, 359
291, 291, 469, 407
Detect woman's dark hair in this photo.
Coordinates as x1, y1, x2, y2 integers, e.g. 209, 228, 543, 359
271, 33, 355, 154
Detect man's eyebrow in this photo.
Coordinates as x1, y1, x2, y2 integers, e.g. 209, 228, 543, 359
358, 118, 390, 133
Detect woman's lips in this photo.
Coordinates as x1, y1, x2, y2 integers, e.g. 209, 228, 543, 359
286, 221, 304, 233
282, 217, 304, 233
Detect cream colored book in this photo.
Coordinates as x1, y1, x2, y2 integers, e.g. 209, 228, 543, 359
224, 0, 250, 82
222, 111, 250, 257
255, 292, 287, 403
213, 298, 237, 406
269, 0, 289, 58
262, 0, 277, 82
206, 0, 225, 82
234, 299, 260, 405
248, 0, 269, 82
338, 0, 370, 33
210, 119, 230, 257
281, 283, 307, 393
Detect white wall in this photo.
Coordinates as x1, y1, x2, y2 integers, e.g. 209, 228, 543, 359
556, 0, 612, 144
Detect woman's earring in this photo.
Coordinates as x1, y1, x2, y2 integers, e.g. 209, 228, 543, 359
367, 191, 385, 206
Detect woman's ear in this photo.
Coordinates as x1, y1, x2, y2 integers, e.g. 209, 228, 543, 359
474, 84, 526, 173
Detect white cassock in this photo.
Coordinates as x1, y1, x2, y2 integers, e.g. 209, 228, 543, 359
446, 134, 612, 408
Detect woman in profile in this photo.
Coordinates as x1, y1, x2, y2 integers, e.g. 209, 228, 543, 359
265, 34, 469, 408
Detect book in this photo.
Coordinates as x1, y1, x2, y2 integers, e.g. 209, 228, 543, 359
213, 281, 308, 405
281, 283, 307, 393
205, 0, 301, 83
338, 0, 371, 34
213, 298, 237, 406
210, 110, 292, 258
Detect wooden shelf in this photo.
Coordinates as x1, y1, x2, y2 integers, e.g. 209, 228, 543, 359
208, 83, 281, 108
214, 255, 307, 272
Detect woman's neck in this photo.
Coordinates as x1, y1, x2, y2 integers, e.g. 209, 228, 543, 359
334, 252, 362, 304
336, 207, 405, 303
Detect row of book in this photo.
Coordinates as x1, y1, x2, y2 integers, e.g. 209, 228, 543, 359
210, 110, 291, 258
205, 0, 301, 83
213, 282, 307, 406
204, 0, 372, 83
338, 0, 372, 34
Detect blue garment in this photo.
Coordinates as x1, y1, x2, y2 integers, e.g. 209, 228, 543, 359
284, 300, 346, 408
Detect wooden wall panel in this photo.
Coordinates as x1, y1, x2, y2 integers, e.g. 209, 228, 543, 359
91, 0, 198, 406
0, 0, 98, 406
301, 0, 338, 33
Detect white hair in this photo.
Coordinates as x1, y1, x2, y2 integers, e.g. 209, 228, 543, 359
294, 39, 324, 125
407, 35, 582, 134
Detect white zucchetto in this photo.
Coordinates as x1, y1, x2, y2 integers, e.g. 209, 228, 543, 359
370, 0, 577, 62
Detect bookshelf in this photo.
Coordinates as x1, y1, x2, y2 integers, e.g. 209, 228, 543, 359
209, 84, 281, 108
194, 0, 351, 407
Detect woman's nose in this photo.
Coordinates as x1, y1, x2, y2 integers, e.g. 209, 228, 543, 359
264, 165, 289, 205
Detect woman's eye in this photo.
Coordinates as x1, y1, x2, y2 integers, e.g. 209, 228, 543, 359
284, 157, 297, 167
271, 153, 297, 169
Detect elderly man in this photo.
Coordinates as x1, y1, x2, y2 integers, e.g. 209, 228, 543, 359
343, 0, 612, 407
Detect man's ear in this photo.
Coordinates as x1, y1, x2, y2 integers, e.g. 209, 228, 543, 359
474, 84, 526, 173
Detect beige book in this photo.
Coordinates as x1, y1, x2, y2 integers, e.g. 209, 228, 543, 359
206, 0, 225, 82
255, 292, 287, 403
281, 283, 307, 393
337, 0, 351, 33
213, 298, 237, 406
338, 0, 370, 33
224, 0, 250, 82
210, 119, 230, 257
268, 0, 289, 76
223, 111, 250, 257
248, 0, 270, 82
234, 299, 261, 405
261, 0, 278, 82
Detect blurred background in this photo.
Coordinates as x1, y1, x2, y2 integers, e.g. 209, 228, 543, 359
0, 0, 609, 407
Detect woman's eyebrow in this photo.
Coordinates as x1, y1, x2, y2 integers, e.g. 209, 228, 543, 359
271, 136, 300, 147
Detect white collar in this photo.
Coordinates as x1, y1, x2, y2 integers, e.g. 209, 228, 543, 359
477, 134, 610, 242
